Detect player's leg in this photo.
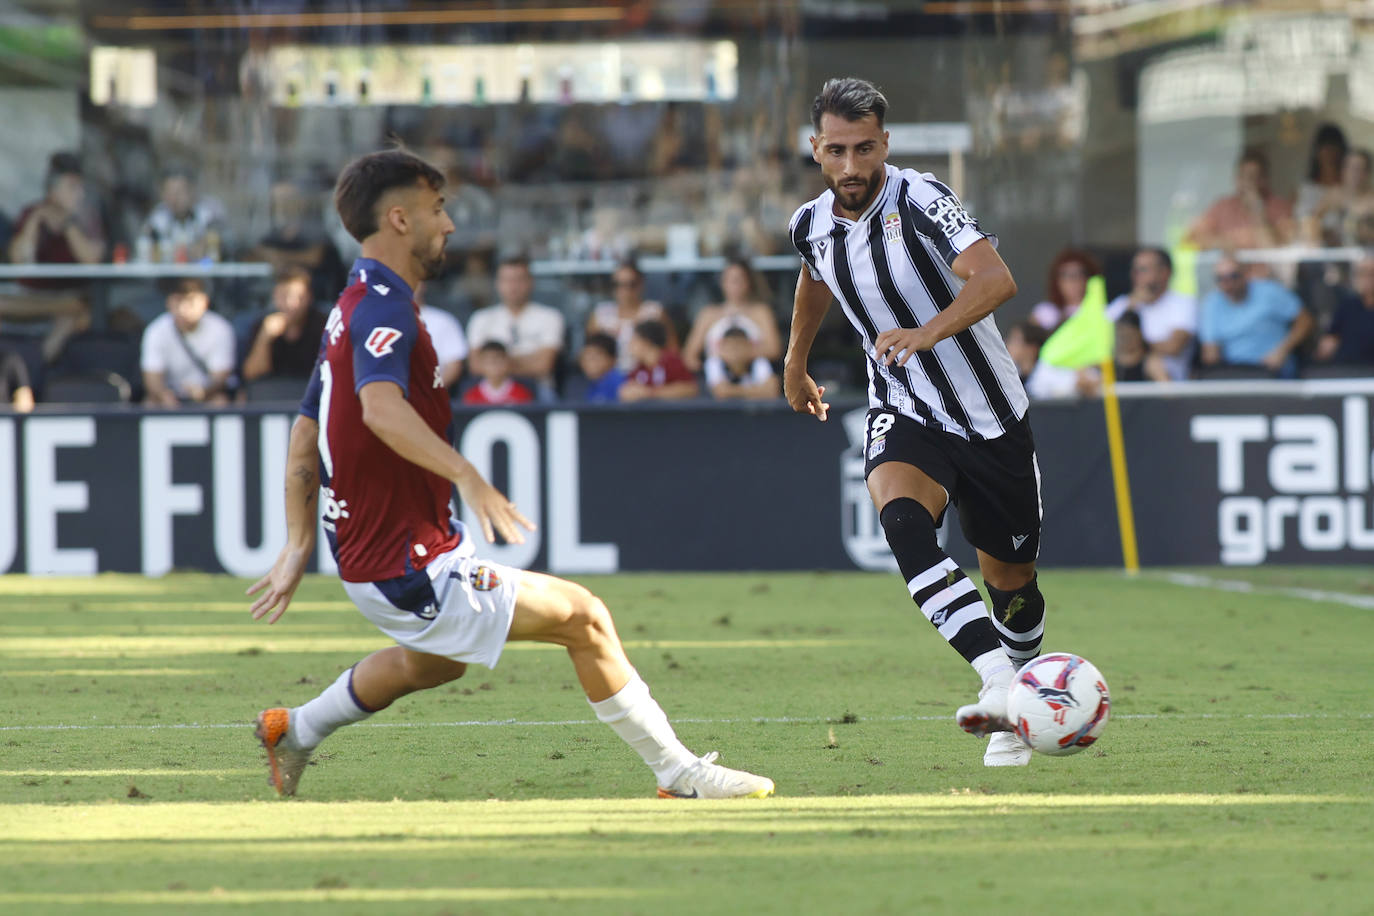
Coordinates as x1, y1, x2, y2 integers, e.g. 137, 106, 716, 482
506, 570, 773, 798
865, 414, 1016, 734
953, 418, 1046, 765
256, 647, 467, 796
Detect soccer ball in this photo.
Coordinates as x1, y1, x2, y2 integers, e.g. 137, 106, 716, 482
1006, 653, 1110, 756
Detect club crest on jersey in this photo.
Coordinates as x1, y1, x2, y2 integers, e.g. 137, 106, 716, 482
364, 327, 402, 358
883, 211, 901, 243
924, 196, 973, 239
470, 565, 501, 591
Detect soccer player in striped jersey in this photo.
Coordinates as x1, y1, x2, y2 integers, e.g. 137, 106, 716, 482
248, 149, 772, 799
784, 78, 1047, 767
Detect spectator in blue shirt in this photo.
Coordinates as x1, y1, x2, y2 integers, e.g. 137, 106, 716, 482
1199, 254, 1312, 377
565, 333, 625, 403
1317, 255, 1374, 367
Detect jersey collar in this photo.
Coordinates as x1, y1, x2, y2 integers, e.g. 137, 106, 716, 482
349, 257, 415, 302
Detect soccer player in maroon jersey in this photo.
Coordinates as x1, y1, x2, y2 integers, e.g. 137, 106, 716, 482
247, 150, 772, 800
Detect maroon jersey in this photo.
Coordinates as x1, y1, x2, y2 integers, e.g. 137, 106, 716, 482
300, 257, 460, 582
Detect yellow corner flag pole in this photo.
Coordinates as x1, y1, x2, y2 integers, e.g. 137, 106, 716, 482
1100, 357, 1140, 574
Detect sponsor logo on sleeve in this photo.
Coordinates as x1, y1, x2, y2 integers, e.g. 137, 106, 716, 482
364, 327, 403, 358
924, 196, 973, 240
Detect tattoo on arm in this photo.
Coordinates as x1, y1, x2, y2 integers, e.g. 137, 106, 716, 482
291, 465, 318, 507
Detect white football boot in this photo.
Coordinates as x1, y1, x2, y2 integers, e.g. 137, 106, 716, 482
955, 672, 1014, 737
658, 752, 775, 799
984, 730, 1032, 767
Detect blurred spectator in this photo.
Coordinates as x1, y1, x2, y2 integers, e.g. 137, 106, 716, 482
705, 326, 780, 401
620, 320, 697, 402
1295, 123, 1348, 238
564, 333, 625, 403
587, 260, 675, 370
1030, 249, 1099, 332
1005, 321, 1050, 384
682, 259, 782, 372
1111, 311, 1154, 383
461, 341, 534, 406
1303, 149, 1374, 248
140, 277, 235, 407
416, 283, 468, 390
1105, 248, 1197, 381
1316, 256, 1374, 366
245, 180, 345, 303
1199, 254, 1312, 377
241, 266, 327, 382
0, 342, 34, 412
138, 168, 226, 262
2, 152, 101, 362
466, 255, 563, 399
1187, 150, 1294, 250
1071, 311, 1167, 399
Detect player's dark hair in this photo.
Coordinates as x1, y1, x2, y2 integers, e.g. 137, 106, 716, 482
45, 152, 82, 189
633, 319, 668, 350
333, 149, 445, 243
584, 333, 617, 358
274, 264, 312, 288
811, 77, 888, 132
478, 340, 509, 356
159, 276, 207, 298
720, 326, 751, 342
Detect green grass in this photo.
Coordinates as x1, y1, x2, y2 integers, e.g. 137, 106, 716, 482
1, 569, 1371, 915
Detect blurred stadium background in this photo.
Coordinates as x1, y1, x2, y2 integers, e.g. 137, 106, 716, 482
2, 1, 1374, 576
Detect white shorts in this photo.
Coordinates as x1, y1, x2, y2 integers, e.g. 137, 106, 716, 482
343, 541, 520, 670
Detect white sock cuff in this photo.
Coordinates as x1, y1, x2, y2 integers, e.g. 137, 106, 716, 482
971, 648, 1014, 686
588, 670, 647, 723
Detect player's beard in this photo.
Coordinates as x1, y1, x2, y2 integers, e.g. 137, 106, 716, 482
415, 237, 447, 281
830, 166, 883, 214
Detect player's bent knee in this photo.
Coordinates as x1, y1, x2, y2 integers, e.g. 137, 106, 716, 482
563, 590, 615, 649
400, 651, 467, 690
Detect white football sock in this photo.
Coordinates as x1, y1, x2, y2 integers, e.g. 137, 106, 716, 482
971, 648, 1014, 689
588, 671, 695, 786
292, 667, 374, 749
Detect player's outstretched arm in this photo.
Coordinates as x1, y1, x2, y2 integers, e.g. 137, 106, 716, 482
358, 380, 535, 544
248, 414, 320, 624
783, 267, 834, 421
874, 239, 1017, 367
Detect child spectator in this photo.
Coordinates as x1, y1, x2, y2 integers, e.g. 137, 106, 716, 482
466, 255, 563, 399
240, 266, 327, 381
462, 341, 535, 406
619, 320, 697, 402
587, 259, 674, 371
140, 277, 236, 407
705, 326, 779, 400
682, 259, 781, 372
1105, 247, 1197, 381
565, 333, 625, 403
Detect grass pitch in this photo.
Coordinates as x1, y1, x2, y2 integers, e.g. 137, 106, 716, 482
2, 568, 1372, 915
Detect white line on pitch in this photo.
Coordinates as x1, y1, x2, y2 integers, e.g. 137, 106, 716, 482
1, 712, 1370, 733
1157, 572, 1374, 610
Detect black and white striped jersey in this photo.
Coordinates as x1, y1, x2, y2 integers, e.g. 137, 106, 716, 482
788, 164, 1028, 441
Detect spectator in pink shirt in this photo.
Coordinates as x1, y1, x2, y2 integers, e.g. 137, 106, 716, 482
1187, 149, 1294, 250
